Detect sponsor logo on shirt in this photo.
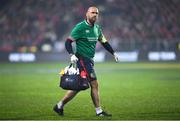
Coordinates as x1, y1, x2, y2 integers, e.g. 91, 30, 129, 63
87, 37, 98, 42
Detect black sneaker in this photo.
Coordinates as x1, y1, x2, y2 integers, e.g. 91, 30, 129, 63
96, 111, 112, 117
53, 105, 64, 116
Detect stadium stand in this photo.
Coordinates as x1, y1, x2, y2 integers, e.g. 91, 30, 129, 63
0, 0, 179, 53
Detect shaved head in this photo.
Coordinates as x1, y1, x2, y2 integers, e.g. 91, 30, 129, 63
87, 6, 99, 13
86, 6, 99, 25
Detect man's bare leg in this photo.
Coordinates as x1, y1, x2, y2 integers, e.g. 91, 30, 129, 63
58, 90, 79, 109
90, 80, 112, 116
90, 80, 100, 108
53, 90, 78, 116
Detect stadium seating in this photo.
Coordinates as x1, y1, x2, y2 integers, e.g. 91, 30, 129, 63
0, 0, 179, 52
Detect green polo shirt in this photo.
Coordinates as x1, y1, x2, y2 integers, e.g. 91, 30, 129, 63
70, 20, 107, 59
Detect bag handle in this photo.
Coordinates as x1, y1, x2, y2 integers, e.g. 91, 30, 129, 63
69, 63, 78, 69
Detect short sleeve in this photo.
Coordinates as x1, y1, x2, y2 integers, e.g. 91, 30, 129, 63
70, 25, 81, 40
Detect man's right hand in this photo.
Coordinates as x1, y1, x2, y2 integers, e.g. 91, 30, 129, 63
70, 54, 78, 63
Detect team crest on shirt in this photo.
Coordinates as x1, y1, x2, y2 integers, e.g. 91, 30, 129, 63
85, 30, 90, 33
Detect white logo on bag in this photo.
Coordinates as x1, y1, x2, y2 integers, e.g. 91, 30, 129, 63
65, 78, 69, 82
65, 78, 73, 82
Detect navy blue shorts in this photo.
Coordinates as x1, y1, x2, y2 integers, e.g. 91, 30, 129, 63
76, 56, 97, 82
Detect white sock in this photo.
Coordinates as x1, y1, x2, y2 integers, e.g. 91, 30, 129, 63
57, 101, 64, 109
95, 107, 103, 114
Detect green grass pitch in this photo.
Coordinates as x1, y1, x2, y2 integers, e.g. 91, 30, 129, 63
0, 62, 180, 120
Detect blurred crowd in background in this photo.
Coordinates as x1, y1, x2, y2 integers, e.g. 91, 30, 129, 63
0, 0, 180, 53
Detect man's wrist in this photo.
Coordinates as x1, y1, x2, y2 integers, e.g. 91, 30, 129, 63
113, 52, 116, 56
69, 53, 74, 56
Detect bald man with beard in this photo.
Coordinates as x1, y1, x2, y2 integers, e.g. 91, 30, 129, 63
53, 6, 119, 117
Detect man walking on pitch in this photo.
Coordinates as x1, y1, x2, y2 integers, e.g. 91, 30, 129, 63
54, 6, 119, 117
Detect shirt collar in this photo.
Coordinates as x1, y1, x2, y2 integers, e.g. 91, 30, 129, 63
85, 20, 94, 27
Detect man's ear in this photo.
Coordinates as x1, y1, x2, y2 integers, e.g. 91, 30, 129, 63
86, 12, 88, 18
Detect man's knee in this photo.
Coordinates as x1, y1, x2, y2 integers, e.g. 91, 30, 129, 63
90, 80, 99, 89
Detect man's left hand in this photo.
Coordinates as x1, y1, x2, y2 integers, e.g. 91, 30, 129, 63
113, 52, 119, 62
